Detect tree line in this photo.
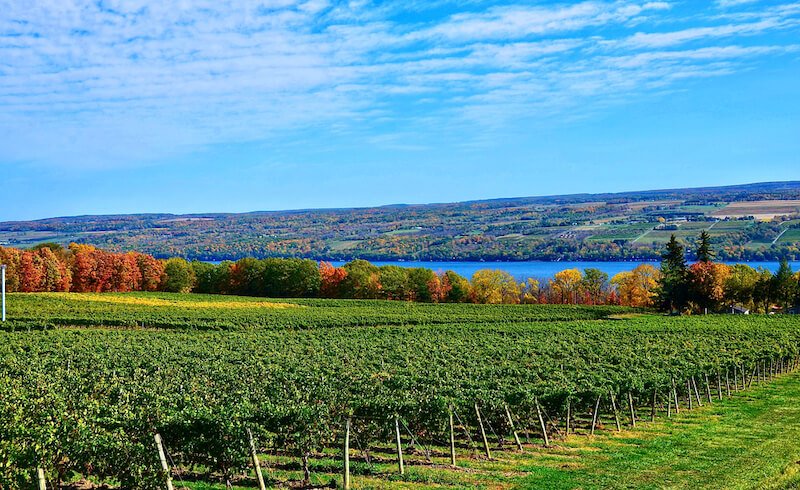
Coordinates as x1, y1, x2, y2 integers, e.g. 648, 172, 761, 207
1, 236, 798, 311
656, 231, 800, 314
0, 243, 659, 306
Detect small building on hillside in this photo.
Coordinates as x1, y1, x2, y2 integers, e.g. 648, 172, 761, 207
730, 305, 750, 315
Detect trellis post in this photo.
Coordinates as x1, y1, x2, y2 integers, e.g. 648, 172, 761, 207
449, 408, 457, 467
343, 418, 351, 490
37, 468, 46, 490
154, 433, 174, 490
394, 416, 405, 475
247, 428, 267, 490
535, 398, 549, 447
504, 404, 523, 451
475, 403, 492, 459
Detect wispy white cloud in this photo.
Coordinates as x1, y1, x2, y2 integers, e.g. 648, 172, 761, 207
0, 0, 798, 168
717, 0, 760, 8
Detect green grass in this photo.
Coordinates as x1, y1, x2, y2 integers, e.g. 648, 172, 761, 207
778, 229, 800, 243
547, 372, 800, 489
586, 223, 654, 242
712, 220, 754, 231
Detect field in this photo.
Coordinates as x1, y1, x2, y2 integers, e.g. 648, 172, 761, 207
2, 293, 800, 489
711, 200, 800, 219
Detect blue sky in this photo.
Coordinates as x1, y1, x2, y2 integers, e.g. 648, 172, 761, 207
0, 0, 798, 221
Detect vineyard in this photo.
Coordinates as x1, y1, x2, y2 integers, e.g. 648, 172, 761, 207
2, 293, 800, 489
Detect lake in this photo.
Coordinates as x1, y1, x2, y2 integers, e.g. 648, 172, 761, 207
328, 260, 800, 280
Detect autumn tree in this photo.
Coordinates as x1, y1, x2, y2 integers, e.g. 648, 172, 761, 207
611, 264, 660, 307
161, 258, 196, 293
407, 267, 439, 302
521, 278, 541, 304
37, 247, 71, 292
581, 268, 609, 305
319, 261, 348, 298
753, 267, 776, 313
70, 244, 100, 292
230, 258, 266, 296
471, 269, 520, 304
18, 250, 44, 292
550, 268, 583, 304
342, 260, 382, 299
0, 247, 21, 292
441, 270, 470, 303
724, 264, 760, 310
688, 262, 732, 313
135, 252, 165, 292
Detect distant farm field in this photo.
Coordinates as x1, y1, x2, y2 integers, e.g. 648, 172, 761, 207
779, 228, 800, 243
711, 200, 800, 219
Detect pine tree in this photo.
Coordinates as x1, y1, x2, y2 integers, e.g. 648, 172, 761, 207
696, 230, 715, 263
772, 259, 795, 310
656, 235, 689, 313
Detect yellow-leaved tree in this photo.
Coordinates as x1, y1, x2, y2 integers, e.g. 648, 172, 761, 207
611, 264, 661, 307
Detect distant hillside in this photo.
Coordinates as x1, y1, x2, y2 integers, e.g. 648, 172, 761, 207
2, 181, 800, 262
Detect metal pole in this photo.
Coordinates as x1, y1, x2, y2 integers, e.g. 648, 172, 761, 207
1, 264, 6, 322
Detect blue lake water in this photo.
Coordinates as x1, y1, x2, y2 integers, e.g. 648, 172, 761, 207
328, 260, 800, 280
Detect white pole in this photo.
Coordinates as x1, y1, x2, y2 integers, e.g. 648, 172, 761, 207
1, 264, 6, 322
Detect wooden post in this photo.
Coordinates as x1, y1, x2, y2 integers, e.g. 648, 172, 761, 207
37, 468, 46, 490
343, 418, 351, 490
394, 417, 405, 475
505, 404, 523, 451
247, 429, 267, 490
725, 369, 731, 396
667, 390, 672, 418
704, 374, 713, 404
628, 392, 636, 428
565, 398, 571, 435
449, 408, 457, 467
692, 377, 702, 406
733, 367, 738, 391
650, 389, 657, 423
672, 378, 680, 414
535, 398, 550, 447
687, 379, 693, 410
154, 433, 175, 490
716, 372, 723, 400
590, 395, 601, 436
609, 391, 621, 432
475, 403, 492, 459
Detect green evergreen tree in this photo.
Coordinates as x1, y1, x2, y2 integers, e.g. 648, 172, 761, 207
696, 230, 715, 263
772, 259, 795, 310
656, 235, 689, 313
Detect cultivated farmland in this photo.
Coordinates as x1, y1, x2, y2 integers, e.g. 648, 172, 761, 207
3, 293, 800, 489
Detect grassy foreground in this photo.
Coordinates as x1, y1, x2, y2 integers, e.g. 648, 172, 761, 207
532, 372, 800, 490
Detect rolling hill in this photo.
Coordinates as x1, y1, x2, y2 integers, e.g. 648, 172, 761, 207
1, 181, 799, 262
